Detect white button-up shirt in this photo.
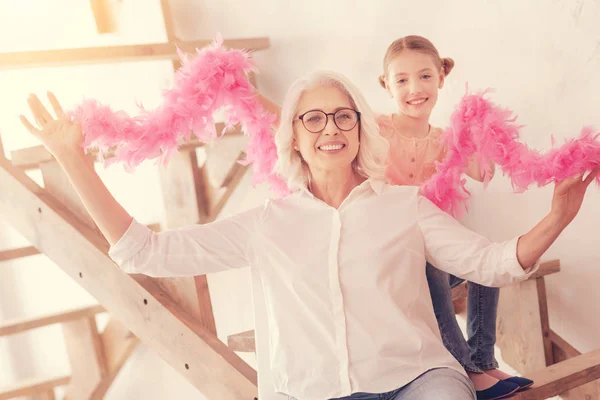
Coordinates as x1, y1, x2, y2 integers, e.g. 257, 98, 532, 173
108, 180, 538, 400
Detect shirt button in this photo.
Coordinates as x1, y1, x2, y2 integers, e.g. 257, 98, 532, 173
409, 173, 414, 178
411, 157, 415, 162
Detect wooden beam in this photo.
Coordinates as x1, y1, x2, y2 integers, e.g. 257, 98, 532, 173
536, 277, 554, 366
0, 305, 105, 337
0, 134, 5, 161
10, 145, 54, 169
0, 38, 270, 69
10, 125, 243, 170
62, 317, 108, 399
158, 149, 217, 334
160, 0, 179, 41
450, 281, 468, 315
227, 330, 256, 353
513, 349, 600, 399
550, 329, 582, 360
90, 0, 116, 34
0, 376, 70, 400
39, 391, 56, 400
0, 246, 40, 262
90, 317, 140, 398
529, 259, 561, 279
0, 159, 257, 398
496, 278, 547, 374
207, 152, 250, 222
160, 0, 182, 71
549, 330, 599, 400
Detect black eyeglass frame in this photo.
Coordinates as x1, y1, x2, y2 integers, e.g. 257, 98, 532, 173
296, 108, 361, 133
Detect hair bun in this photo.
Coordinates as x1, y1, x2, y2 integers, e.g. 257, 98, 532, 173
441, 58, 455, 76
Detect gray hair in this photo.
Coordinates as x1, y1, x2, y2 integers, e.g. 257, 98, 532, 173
273, 71, 388, 191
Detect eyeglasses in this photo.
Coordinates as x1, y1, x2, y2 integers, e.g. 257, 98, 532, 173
297, 108, 361, 133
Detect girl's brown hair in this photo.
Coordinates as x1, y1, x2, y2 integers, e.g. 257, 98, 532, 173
378, 35, 454, 89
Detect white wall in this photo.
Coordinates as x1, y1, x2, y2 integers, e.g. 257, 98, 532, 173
1, 0, 600, 399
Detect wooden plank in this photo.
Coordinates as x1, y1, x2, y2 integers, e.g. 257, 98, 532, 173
0, 38, 270, 69
160, 0, 178, 41
62, 317, 108, 399
90, 0, 116, 34
536, 277, 554, 366
158, 149, 204, 227
10, 145, 55, 169
158, 149, 217, 334
10, 125, 243, 170
0, 305, 105, 336
529, 259, 560, 280
513, 349, 600, 399
90, 317, 140, 399
550, 329, 581, 360
208, 152, 249, 222
0, 134, 5, 160
39, 390, 56, 400
496, 279, 546, 374
193, 154, 216, 224
0, 159, 257, 398
248, 71, 257, 88
451, 281, 468, 316
0, 376, 70, 400
227, 330, 256, 353
550, 330, 599, 399
160, 0, 182, 71
0, 246, 40, 262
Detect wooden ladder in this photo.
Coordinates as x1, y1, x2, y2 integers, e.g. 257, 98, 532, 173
0, 1, 269, 398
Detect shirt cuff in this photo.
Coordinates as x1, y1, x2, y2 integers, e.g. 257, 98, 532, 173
108, 219, 153, 269
502, 236, 541, 280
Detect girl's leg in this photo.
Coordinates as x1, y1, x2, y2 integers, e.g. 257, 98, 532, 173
466, 282, 500, 371
429, 264, 521, 397
426, 263, 482, 374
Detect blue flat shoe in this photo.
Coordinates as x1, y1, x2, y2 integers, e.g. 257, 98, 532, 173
503, 376, 534, 391
476, 380, 520, 400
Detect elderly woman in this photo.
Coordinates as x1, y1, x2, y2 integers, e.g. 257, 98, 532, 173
21, 71, 596, 400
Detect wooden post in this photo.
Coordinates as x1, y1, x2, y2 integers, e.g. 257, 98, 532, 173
157, 149, 217, 334
160, 0, 182, 71
496, 278, 547, 373
0, 158, 258, 398
90, 0, 116, 34
62, 316, 107, 399
549, 330, 599, 400
536, 277, 554, 366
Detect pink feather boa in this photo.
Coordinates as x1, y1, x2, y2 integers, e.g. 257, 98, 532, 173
422, 87, 600, 216
70, 34, 290, 197
69, 39, 600, 217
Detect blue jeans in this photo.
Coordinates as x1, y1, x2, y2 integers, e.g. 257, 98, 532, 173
426, 262, 500, 373
323, 368, 475, 400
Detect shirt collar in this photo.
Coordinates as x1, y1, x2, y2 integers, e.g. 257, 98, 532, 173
296, 178, 385, 199
368, 179, 385, 195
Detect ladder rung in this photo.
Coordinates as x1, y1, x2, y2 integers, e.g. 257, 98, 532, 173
0, 305, 105, 337
0, 246, 40, 262
0, 375, 69, 400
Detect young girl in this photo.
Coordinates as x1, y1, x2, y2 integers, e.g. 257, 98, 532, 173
376, 35, 532, 400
